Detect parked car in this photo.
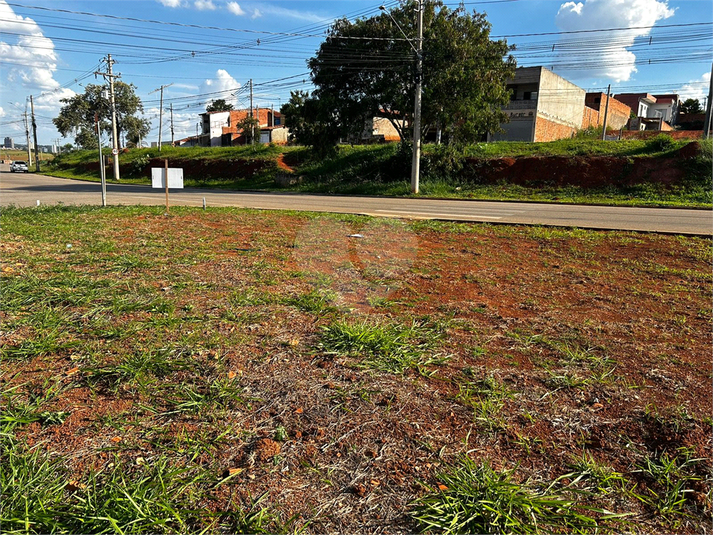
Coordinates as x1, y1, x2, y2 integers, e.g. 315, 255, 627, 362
10, 161, 29, 173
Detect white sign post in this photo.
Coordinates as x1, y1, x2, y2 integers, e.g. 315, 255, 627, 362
151, 160, 183, 213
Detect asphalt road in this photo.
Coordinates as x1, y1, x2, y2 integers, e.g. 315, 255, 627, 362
1, 168, 711, 236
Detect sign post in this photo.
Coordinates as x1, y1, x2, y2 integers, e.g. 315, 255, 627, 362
151, 163, 183, 214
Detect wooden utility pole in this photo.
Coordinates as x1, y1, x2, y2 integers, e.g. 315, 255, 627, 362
601, 84, 611, 140
30, 95, 40, 172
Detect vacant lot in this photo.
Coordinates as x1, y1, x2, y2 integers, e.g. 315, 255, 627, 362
1, 205, 711, 534
43, 138, 713, 207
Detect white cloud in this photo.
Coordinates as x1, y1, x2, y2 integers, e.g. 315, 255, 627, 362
555, 0, 675, 82
200, 70, 241, 106
194, 0, 216, 10
251, 8, 262, 19
227, 2, 245, 16
0, 107, 5, 118
253, 4, 325, 23
172, 83, 200, 91
678, 72, 711, 103
157, 0, 184, 7
0, 1, 66, 90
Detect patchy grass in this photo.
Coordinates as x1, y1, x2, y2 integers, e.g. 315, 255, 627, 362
1, 205, 710, 534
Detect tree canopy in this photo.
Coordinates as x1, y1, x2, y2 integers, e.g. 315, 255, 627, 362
206, 99, 234, 113
680, 98, 703, 115
53, 82, 150, 150
287, 1, 515, 149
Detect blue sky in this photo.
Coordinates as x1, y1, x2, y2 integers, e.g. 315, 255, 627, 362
1, 0, 711, 146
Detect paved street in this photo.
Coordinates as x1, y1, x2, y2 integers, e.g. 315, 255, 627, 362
1, 168, 711, 235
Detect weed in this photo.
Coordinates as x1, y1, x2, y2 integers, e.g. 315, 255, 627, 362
285, 288, 338, 313
274, 426, 288, 442
0, 437, 70, 534
1, 379, 68, 433
159, 376, 248, 415
458, 376, 513, 432
229, 288, 274, 307
411, 457, 605, 534
512, 433, 543, 455
84, 347, 197, 390
568, 452, 626, 493
545, 372, 590, 391
633, 449, 704, 523
320, 319, 448, 375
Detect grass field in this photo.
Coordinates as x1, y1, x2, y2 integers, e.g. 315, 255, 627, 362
1, 205, 711, 533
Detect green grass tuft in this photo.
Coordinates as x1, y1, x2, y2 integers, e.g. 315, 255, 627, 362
411, 457, 609, 535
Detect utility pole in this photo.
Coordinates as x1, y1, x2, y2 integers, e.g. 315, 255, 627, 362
95, 55, 121, 180
30, 95, 40, 172
601, 84, 611, 141
170, 103, 175, 145
24, 109, 32, 166
704, 62, 713, 139
149, 83, 172, 152
249, 79, 255, 145
379, 1, 423, 193
411, 0, 424, 194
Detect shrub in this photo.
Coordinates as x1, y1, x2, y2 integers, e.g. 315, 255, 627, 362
646, 133, 675, 153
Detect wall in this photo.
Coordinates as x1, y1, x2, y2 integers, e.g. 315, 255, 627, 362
533, 68, 585, 142
268, 127, 289, 145
582, 106, 599, 129
582, 95, 631, 130
372, 117, 403, 142
204, 111, 230, 147
534, 116, 577, 142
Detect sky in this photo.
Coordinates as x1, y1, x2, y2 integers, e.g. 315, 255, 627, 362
1, 0, 711, 147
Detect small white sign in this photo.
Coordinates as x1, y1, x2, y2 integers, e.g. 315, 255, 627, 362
112, 148, 119, 155
151, 167, 184, 189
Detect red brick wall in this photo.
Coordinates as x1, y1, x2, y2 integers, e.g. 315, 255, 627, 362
582, 97, 631, 130
582, 107, 599, 129
602, 97, 631, 130
534, 116, 576, 142
621, 130, 704, 140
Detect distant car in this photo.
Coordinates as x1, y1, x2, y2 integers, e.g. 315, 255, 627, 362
10, 161, 29, 173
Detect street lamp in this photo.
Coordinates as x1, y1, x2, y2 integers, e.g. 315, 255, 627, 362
380, 1, 423, 194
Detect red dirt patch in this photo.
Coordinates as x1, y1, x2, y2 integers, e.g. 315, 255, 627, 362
1, 209, 710, 533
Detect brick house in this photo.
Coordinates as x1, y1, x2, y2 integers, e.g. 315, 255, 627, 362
198, 108, 285, 146
489, 66, 586, 142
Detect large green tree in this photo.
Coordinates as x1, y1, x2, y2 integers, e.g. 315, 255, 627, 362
680, 98, 703, 115
295, 0, 515, 149
206, 99, 234, 113
53, 82, 150, 149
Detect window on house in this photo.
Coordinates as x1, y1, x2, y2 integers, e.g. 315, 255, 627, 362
523, 91, 538, 101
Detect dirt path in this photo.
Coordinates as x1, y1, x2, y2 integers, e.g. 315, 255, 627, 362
276, 152, 294, 172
